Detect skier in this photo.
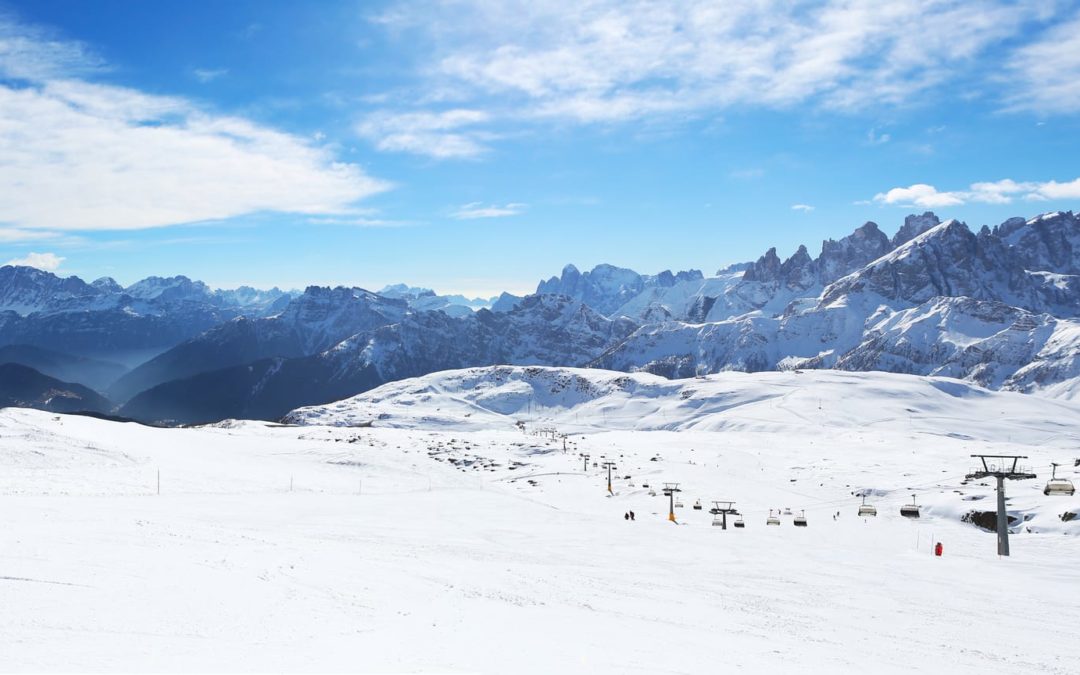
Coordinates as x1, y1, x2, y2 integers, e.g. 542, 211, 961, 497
629, 510, 635, 521
624, 512, 629, 520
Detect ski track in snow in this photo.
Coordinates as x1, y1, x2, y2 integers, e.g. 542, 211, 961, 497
1, 367, 1079, 673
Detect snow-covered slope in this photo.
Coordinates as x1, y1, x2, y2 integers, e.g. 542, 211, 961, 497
285, 365, 1080, 440
3, 367, 1079, 672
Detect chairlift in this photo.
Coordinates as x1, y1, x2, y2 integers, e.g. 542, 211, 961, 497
793, 510, 808, 527
693, 499, 703, 510
642, 482, 650, 488
857, 494, 877, 517
766, 509, 781, 526
900, 494, 921, 518
1044, 463, 1076, 496
674, 498, 684, 509
648, 489, 657, 497
733, 514, 745, 528
712, 514, 724, 526
782, 507, 792, 516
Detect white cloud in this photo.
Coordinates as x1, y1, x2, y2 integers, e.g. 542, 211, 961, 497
192, 67, 228, 83
6, 251, 64, 271
362, 0, 1070, 151
874, 184, 965, 208
0, 18, 388, 232
873, 177, 1080, 208
450, 202, 525, 219
791, 204, 815, 212
0, 228, 60, 243
356, 109, 491, 159
865, 128, 891, 145
1004, 14, 1080, 114
0, 15, 104, 79
1029, 178, 1080, 201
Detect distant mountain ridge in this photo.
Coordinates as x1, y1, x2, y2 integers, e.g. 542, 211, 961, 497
2, 209, 1078, 423
0, 266, 296, 367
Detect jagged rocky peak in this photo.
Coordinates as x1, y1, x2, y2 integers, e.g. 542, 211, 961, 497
891, 212, 941, 248
91, 277, 123, 293
490, 292, 523, 313
0, 265, 100, 315
535, 263, 672, 316
742, 247, 782, 283
124, 275, 212, 302
780, 245, 816, 291
818, 220, 892, 285
716, 261, 751, 275
818, 216, 1055, 311
993, 210, 1079, 275
994, 216, 1028, 239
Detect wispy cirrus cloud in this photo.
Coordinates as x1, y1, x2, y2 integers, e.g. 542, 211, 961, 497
0, 16, 388, 234
791, 204, 815, 212
872, 177, 1080, 208
360, 0, 1078, 158
192, 67, 228, 83
450, 202, 525, 220
356, 109, 491, 159
1004, 13, 1080, 115
6, 251, 64, 271
0, 13, 104, 79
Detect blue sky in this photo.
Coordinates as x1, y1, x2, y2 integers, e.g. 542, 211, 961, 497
1, 0, 1080, 297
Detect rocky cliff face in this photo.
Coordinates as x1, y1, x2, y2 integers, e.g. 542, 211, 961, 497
820, 215, 1080, 317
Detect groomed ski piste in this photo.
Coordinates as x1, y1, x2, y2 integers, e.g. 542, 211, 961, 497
2, 367, 1079, 673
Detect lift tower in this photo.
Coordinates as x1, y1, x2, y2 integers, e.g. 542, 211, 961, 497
662, 483, 682, 523
709, 501, 739, 530
601, 460, 616, 495
966, 454, 1036, 556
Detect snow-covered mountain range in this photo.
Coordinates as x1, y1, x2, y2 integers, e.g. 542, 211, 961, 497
0, 266, 295, 367
1, 209, 1078, 423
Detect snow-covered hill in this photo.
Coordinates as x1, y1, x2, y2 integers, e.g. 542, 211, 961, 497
3, 367, 1079, 672
285, 365, 1080, 442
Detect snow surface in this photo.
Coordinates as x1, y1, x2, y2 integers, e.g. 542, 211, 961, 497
3, 366, 1080, 672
